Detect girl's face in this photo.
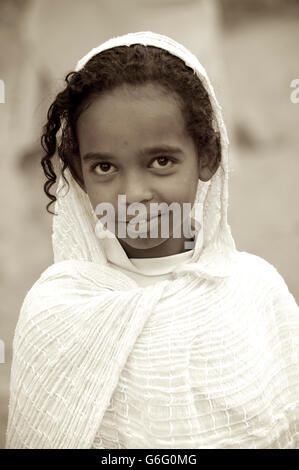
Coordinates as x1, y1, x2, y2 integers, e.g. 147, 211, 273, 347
76, 82, 214, 258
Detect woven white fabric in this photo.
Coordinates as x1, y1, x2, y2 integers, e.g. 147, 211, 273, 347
5, 31, 299, 449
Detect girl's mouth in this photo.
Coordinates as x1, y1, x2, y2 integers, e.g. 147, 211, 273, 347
124, 215, 163, 236
125, 214, 161, 224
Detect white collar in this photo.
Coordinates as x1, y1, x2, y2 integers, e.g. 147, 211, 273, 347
102, 235, 194, 276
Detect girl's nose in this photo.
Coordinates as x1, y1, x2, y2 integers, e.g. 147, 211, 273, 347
121, 171, 153, 205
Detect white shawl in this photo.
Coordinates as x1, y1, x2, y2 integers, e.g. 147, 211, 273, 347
5, 32, 299, 449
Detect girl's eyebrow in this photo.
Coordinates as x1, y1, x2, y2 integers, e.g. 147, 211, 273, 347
82, 145, 183, 162
140, 145, 183, 156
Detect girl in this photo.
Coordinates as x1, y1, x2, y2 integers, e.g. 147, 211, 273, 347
5, 32, 299, 449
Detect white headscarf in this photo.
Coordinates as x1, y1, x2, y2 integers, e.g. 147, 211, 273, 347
6, 32, 299, 449
52, 31, 237, 281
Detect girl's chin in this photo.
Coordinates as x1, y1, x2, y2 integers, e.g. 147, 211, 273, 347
118, 236, 168, 251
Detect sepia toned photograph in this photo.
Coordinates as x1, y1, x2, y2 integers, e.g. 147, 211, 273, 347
0, 0, 298, 451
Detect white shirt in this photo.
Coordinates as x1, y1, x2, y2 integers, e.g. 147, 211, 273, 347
102, 235, 195, 287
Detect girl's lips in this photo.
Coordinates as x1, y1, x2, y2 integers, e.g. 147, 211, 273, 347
127, 215, 161, 223
118, 214, 162, 224
126, 215, 162, 235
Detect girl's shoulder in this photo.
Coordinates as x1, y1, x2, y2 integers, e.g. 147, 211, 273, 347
21, 260, 94, 300
18, 260, 89, 318
22, 259, 138, 305
234, 250, 298, 306
15, 259, 139, 339
235, 250, 283, 279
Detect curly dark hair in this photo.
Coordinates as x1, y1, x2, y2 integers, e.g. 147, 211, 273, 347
41, 44, 221, 214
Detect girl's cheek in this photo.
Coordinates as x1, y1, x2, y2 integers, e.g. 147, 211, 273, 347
89, 187, 116, 210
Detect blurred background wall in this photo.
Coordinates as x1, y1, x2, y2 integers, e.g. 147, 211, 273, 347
0, 0, 298, 448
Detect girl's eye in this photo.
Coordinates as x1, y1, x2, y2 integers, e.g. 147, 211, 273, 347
150, 156, 175, 169
90, 162, 116, 175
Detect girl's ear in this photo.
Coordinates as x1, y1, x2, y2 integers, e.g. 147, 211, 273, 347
197, 152, 220, 182
69, 155, 86, 192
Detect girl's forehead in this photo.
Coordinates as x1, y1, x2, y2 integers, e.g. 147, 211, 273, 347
105, 81, 170, 97
90, 81, 181, 108
77, 84, 187, 143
